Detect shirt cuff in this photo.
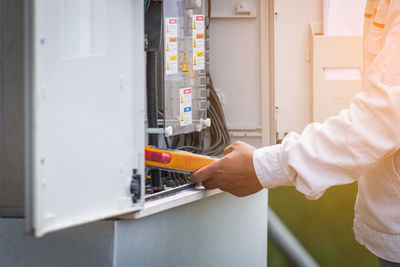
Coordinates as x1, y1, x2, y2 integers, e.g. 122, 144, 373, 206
253, 145, 292, 188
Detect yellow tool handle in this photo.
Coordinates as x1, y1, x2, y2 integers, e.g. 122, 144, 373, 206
145, 146, 217, 173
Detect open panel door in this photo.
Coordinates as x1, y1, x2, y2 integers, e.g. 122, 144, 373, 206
24, 0, 145, 237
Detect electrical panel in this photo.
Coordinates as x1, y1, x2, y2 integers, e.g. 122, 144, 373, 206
21, 0, 225, 236
0, 0, 269, 237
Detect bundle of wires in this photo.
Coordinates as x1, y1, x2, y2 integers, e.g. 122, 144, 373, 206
167, 74, 230, 156
201, 75, 230, 155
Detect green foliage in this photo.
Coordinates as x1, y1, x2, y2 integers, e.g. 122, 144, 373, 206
268, 183, 377, 267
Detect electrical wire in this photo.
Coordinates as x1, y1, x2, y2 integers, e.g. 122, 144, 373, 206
145, 0, 151, 14
202, 75, 230, 155
176, 146, 202, 152
206, 0, 211, 29
173, 76, 230, 156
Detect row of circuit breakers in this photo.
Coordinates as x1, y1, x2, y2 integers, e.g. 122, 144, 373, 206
143, 0, 212, 197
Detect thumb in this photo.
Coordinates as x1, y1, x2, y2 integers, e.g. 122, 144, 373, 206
191, 160, 218, 183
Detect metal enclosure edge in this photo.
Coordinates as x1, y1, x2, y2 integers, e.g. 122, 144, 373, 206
24, 0, 145, 237
267, 0, 276, 146
260, 0, 274, 146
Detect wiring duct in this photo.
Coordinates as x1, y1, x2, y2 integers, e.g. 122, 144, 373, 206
146, 51, 162, 191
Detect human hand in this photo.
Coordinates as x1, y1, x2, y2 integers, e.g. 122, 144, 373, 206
191, 141, 263, 197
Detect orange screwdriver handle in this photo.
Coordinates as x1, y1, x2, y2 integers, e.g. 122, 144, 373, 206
145, 146, 217, 173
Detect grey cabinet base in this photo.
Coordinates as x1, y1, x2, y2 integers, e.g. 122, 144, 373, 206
0, 191, 268, 267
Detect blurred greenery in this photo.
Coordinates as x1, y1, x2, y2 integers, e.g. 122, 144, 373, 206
268, 182, 377, 267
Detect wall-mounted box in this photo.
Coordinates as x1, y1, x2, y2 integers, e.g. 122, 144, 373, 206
310, 22, 363, 122
0, 0, 272, 241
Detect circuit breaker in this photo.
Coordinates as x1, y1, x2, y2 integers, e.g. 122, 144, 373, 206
143, 0, 217, 195
162, 0, 209, 136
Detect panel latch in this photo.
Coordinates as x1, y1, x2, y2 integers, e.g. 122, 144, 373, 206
130, 169, 141, 203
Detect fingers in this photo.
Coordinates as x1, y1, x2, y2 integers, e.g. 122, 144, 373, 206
203, 179, 218, 190
191, 160, 218, 183
224, 144, 234, 155
224, 141, 246, 155
203, 178, 236, 191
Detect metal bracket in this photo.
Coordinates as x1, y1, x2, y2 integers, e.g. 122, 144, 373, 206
228, 128, 262, 138
211, 2, 257, 19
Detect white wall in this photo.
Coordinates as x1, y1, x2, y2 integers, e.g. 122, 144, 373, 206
210, 0, 270, 148
274, 0, 322, 138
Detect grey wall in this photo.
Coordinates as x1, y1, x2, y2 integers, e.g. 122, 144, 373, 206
115, 192, 268, 267
0, 0, 25, 216
0, 219, 115, 267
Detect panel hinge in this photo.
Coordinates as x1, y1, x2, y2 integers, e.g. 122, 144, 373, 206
130, 169, 141, 203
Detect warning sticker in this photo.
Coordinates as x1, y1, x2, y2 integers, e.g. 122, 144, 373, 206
179, 88, 192, 126
165, 18, 178, 75
192, 15, 205, 71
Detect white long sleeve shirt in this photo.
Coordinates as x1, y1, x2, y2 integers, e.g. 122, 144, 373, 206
253, 0, 400, 262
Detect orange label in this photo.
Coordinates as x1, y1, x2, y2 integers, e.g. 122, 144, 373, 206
169, 37, 177, 42
196, 34, 204, 39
